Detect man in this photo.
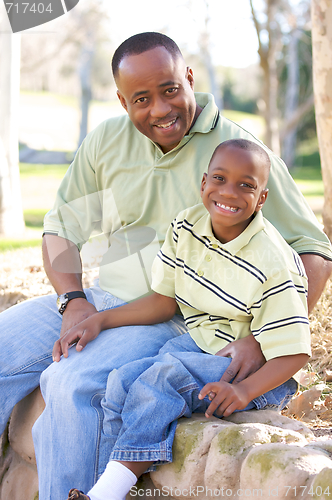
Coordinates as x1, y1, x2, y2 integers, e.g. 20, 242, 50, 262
0, 32, 331, 500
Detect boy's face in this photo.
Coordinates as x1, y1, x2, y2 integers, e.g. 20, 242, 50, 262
200, 145, 269, 243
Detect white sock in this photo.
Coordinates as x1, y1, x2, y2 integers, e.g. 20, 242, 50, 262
88, 461, 137, 500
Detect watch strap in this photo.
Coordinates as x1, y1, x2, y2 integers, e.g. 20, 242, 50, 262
66, 291, 87, 301
57, 291, 87, 315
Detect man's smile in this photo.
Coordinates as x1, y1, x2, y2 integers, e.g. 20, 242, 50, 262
154, 118, 177, 129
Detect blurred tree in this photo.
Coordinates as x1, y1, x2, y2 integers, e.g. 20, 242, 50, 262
20, 0, 114, 149
0, 11, 25, 237
250, 0, 314, 165
311, 0, 332, 240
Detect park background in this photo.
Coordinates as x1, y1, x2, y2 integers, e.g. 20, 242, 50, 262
0, 0, 332, 428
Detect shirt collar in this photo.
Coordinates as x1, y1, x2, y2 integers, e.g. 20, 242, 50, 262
154, 93, 219, 154
192, 207, 266, 255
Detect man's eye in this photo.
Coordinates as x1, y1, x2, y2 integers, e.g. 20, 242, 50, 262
166, 87, 178, 94
135, 97, 147, 104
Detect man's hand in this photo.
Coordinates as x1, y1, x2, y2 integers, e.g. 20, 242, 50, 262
198, 380, 250, 418
52, 299, 98, 361
216, 335, 266, 384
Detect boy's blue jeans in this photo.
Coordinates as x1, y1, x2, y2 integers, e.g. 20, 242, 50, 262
102, 333, 298, 468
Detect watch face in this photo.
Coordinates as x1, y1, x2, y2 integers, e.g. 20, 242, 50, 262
57, 293, 68, 313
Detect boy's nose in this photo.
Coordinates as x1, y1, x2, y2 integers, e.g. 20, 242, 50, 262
219, 183, 237, 198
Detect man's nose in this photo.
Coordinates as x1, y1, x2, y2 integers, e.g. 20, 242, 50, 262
150, 96, 172, 118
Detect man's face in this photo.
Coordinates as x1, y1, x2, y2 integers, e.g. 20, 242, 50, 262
200, 145, 269, 243
115, 46, 200, 153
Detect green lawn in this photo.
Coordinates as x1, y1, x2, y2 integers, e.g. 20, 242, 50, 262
0, 133, 325, 252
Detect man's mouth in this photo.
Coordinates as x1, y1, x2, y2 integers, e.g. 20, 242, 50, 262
215, 202, 239, 213
154, 118, 177, 129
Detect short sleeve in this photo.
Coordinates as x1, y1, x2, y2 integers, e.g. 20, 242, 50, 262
250, 268, 311, 361
151, 217, 179, 299
43, 127, 102, 250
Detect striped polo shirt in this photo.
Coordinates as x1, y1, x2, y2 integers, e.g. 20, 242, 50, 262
151, 204, 311, 362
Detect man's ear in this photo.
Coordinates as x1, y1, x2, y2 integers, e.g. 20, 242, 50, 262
255, 189, 269, 212
117, 90, 128, 111
200, 173, 207, 197
186, 67, 194, 90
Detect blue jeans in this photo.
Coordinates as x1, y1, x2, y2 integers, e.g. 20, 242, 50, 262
101, 333, 297, 468
0, 284, 185, 500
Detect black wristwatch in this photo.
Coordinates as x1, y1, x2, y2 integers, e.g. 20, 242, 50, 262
56, 291, 87, 315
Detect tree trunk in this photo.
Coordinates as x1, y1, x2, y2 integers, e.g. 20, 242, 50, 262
311, 0, 332, 241
282, 29, 300, 168
77, 43, 93, 149
0, 12, 25, 237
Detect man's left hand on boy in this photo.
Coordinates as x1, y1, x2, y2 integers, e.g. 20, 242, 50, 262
198, 380, 250, 418
216, 335, 266, 384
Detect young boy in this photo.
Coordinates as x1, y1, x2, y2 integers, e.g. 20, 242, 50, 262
62, 139, 311, 500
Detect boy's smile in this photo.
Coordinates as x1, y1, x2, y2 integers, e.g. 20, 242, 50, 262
200, 144, 269, 244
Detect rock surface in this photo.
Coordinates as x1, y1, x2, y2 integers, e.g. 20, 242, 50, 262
1, 388, 332, 500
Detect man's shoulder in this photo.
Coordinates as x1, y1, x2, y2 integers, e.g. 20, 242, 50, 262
173, 203, 207, 226
252, 218, 306, 278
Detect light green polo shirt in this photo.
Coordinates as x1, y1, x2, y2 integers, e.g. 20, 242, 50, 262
152, 204, 311, 362
44, 93, 332, 302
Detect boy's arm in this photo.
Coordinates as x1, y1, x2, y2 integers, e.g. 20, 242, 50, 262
52, 292, 177, 361
199, 353, 309, 418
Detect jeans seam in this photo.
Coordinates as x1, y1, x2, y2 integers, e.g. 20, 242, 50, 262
91, 392, 106, 483
3, 353, 53, 377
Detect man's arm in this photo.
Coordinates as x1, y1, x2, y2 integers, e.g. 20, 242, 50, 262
52, 292, 177, 361
43, 234, 98, 338
300, 254, 332, 313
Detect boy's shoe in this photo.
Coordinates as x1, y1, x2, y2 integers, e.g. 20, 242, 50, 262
67, 489, 91, 500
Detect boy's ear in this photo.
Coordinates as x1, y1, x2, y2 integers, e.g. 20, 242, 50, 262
200, 173, 207, 197
255, 189, 269, 212
117, 90, 127, 111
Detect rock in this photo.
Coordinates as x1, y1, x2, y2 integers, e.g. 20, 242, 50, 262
150, 415, 235, 499
204, 422, 307, 492
224, 408, 313, 438
306, 468, 332, 500
240, 443, 332, 498
0, 452, 39, 500
9, 387, 45, 465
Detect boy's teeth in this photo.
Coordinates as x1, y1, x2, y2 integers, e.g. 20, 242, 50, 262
216, 202, 238, 212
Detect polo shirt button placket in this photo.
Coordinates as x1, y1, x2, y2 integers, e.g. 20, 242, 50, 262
197, 270, 204, 277
211, 243, 219, 249
205, 254, 212, 262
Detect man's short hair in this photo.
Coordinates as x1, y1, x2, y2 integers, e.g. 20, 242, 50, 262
211, 139, 271, 172
112, 32, 183, 80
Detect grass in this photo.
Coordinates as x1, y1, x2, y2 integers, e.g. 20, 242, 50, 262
0, 133, 324, 252
19, 163, 69, 179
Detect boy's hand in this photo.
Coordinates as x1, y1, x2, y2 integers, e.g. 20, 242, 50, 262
216, 335, 266, 384
198, 380, 250, 418
52, 312, 103, 361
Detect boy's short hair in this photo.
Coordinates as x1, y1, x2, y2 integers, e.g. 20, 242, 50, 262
112, 32, 183, 80
210, 139, 271, 173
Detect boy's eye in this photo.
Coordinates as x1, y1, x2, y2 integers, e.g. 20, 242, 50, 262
213, 175, 224, 181
240, 182, 255, 189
